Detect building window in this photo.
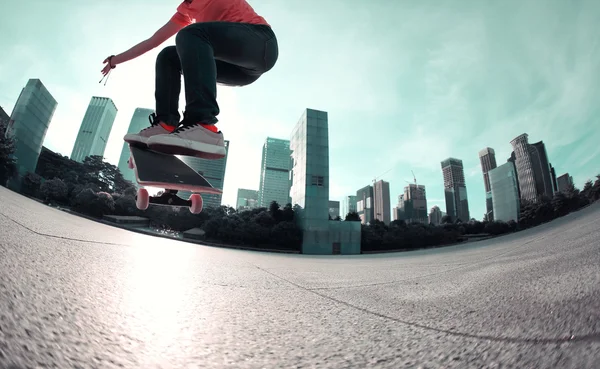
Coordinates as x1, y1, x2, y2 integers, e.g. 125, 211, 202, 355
311, 175, 324, 186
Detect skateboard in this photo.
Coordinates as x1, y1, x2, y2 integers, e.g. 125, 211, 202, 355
127, 145, 222, 214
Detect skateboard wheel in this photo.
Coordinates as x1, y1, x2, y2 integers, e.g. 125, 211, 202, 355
189, 194, 203, 214
127, 156, 134, 169
136, 188, 149, 210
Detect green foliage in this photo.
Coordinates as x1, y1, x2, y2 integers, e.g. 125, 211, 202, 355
344, 211, 361, 221
21, 172, 42, 197
40, 178, 68, 204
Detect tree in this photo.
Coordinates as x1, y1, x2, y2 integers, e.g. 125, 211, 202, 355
21, 172, 42, 197
81, 155, 134, 193
344, 211, 361, 221
441, 215, 452, 224
0, 117, 17, 186
40, 178, 68, 204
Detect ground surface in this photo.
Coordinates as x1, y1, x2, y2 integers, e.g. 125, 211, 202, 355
0, 186, 599, 368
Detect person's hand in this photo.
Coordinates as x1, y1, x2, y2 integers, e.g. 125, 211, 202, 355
101, 55, 117, 76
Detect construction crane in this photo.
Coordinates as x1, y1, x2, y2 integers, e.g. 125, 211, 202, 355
372, 167, 393, 184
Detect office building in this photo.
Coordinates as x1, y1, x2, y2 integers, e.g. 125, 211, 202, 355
117, 108, 154, 187
71, 96, 118, 162
401, 184, 428, 223
328, 200, 340, 219
289, 108, 360, 254
479, 147, 497, 221
258, 137, 291, 208
428, 205, 443, 225
344, 195, 357, 216
0, 106, 9, 123
236, 188, 259, 211
510, 134, 556, 203
489, 161, 520, 222
373, 179, 391, 224
6, 79, 57, 188
179, 140, 229, 209
441, 157, 470, 222
557, 173, 574, 193
356, 185, 374, 224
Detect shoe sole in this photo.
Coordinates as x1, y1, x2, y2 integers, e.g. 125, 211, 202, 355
148, 139, 226, 160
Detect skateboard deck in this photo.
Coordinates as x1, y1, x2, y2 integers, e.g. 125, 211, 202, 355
128, 145, 223, 213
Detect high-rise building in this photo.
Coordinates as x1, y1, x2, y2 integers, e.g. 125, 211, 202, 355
510, 134, 556, 202
392, 194, 405, 222
356, 185, 374, 224
328, 200, 340, 219
557, 173, 574, 193
179, 140, 229, 209
489, 161, 520, 222
373, 179, 391, 224
0, 106, 9, 123
7, 79, 57, 187
289, 108, 360, 254
428, 205, 443, 225
258, 137, 291, 208
441, 158, 470, 222
117, 108, 154, 187
401, 184, 428, 223
236, 188, 259, 211
344, 195, 357, 216
479, 147, 497, 221
71, 96, 118, 162
550, 166, 558, 193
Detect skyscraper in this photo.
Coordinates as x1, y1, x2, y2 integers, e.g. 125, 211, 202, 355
428, 205, 443, 225
373, 179, 391, 224
117, 108, 154, 187
557, 173, 574, 193
356, 185, 374, 224
489, 161, 520, 222
71, 96, 118, 163
289, 108, 360, 254
236, 188, 258, 211
7, 79, 57, 187
510, 134, 556, 203
401, 184, 428, 223
0, 106, 9, 123
479, 147, 497, 221
344, 195, 357, 216
179, 140, 229, 209
258, 137, 291, 208
441, 158, 470, 222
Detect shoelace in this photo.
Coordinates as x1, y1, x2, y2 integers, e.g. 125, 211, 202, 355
140, 113, 159, 131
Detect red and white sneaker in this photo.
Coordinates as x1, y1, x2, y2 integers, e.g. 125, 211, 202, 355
123, 113, 174, 146
146, 123, 226, 159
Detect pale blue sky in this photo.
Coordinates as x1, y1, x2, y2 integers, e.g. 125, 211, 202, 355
1, 0, 598, 219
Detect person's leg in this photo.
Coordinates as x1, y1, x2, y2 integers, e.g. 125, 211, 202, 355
147, 21, 278, 158
123, 46, 184, 146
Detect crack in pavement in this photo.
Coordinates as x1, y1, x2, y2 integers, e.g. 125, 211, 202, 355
252, 265, 600, 345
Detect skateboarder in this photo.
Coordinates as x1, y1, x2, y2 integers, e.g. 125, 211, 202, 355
101, 0, 278, 159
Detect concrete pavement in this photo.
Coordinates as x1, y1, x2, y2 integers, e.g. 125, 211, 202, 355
0, 186, 599, 368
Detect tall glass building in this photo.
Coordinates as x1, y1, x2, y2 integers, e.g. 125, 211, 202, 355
117, 107, 154, 187
258, 137, 291, 208
290, 108, 360, 254
70, 96, 118, 162
441, 158, 470, 222
7, 79, 57, 188
344, 195, 357, 216
373, 180, 391, 224
178, 140, 229, 209
356, 185, 374, 224
236, 188, 259, 211
489, 161, 520, 222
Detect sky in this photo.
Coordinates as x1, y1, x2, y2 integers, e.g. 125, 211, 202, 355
1, 0, 599, 220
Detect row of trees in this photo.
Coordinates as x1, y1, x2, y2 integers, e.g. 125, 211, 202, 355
1, 117, 599, 253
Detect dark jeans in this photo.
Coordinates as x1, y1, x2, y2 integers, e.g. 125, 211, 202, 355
155, 22, 278, 126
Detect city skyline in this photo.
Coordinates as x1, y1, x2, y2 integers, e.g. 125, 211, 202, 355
1, 0, 598, 220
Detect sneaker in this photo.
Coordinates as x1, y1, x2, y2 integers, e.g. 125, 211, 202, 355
123, 113, 174, 146
146, 123, 226, 159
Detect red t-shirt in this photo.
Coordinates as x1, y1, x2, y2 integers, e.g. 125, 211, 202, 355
171, 0, 269, 27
